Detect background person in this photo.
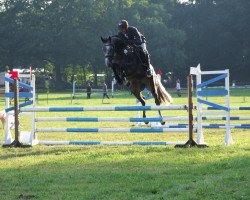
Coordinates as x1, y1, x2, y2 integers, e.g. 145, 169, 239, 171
102, 82, 110, 103
176, 79, 181, 97
86, 82, 92, 99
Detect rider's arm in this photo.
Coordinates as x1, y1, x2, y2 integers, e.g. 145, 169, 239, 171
128, 27, 143, 45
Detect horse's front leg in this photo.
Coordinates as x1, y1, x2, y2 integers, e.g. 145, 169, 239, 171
137, 94, 147, 122
111, 65, 123, 85
141, 96, 147, 120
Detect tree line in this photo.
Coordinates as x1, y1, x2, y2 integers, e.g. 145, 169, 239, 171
0, 0, 249, 88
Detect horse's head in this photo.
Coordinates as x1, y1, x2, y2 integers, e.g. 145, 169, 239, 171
101, 35, 127, 68
101, 36, 115, 68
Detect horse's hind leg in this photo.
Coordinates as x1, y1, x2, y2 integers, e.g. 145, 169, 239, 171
155, 100, 166, 125
154, 102, 165, 125
148, 76, 160, 105
130, 85, 148, 124
147, 77, 165, 125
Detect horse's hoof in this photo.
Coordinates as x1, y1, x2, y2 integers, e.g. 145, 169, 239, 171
161, 121, 165, 125
144, 122, 149, 125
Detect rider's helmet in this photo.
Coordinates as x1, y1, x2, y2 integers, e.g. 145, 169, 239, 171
118, 20, 128, 31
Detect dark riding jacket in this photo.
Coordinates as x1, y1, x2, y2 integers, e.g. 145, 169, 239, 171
119, 26, 145, 46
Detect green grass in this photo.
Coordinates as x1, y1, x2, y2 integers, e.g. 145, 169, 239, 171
0, 89, 249, 200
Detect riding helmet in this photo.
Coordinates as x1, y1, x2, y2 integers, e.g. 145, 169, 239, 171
118, 20, 128, 30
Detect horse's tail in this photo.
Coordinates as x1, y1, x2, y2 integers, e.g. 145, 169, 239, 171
156, 79, 173, 105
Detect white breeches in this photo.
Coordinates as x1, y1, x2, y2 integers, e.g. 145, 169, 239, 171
140, 43, 147, 51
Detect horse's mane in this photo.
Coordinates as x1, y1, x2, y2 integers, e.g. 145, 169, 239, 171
111, 35, 126, 46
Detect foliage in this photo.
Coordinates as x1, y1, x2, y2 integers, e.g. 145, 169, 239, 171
0, 0, 249, 87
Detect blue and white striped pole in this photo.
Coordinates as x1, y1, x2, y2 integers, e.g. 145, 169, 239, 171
20, 105, 188, 112
39, 140, 186, 146
36, 127, 189, 133
35, 116, 250, 122
35, 116, 189, 122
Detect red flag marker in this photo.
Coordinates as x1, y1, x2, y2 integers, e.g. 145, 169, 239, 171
30, 66, 32, 77
157, 69, 163, 77
10, 71, 18, 78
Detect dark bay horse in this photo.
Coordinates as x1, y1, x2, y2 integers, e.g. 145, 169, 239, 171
101, 36, 173, 123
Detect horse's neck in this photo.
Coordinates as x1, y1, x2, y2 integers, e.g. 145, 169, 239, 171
112, 40, 142, 71
112, 36, 125, 48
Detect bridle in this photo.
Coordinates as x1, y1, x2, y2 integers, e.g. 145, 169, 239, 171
103, 43, 115, 59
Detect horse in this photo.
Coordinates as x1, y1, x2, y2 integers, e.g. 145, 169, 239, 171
101, 35, 173, 124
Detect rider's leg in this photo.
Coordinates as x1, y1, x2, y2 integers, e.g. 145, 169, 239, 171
140, 43, 152, 77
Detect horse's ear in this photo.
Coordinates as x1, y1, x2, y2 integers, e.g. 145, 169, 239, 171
101, 37, 105, 43
108, 36, 111, 42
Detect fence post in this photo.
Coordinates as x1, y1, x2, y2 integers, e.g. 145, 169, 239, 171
175, 75, 208, 148
8, 78, 23, 147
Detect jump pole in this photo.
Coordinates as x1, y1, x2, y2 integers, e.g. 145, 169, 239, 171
175, 75, 208, 148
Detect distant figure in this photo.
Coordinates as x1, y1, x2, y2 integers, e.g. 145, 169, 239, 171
102, 82, 110, 103
86, 83, 92, 99
163, 79, 168, 87
164, 72, 173, 87
176, 79, 181, 97
0, 110, 14, 129
0, 111, 6, 129
232, 80, 236, 88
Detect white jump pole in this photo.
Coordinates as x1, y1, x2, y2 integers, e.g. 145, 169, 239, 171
193, 65, 205, 144
225, 69, 233, 145
111, 78, 116, 97
3, 74, 12, 145
29, 74, 37, 145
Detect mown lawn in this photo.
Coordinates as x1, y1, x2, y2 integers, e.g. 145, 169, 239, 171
0, 89, 249, 200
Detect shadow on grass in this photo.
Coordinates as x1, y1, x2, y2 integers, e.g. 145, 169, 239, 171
0, 147, 249, 200
0, 146, 85, 161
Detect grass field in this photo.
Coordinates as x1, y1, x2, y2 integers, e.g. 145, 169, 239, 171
0, 89, 249, 200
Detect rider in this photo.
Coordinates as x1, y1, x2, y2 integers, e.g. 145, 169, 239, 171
117, 20, 153, 79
